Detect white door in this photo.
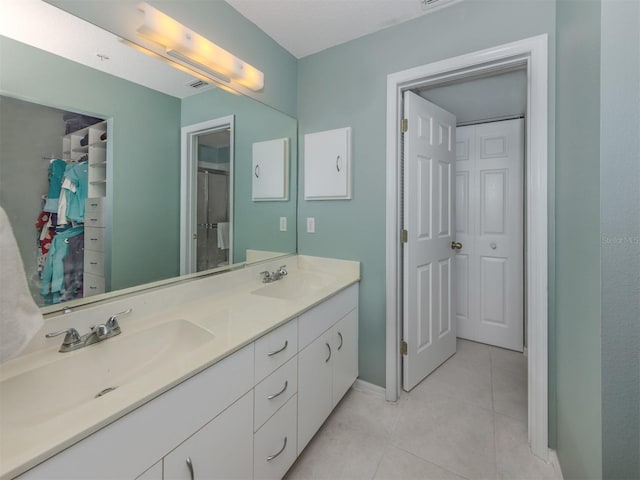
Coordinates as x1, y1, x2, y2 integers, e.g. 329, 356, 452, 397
402, 91, 457, 391
455, 119, 524, 351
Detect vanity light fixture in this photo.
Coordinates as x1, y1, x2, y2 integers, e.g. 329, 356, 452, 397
135, 2, 264, 91
120, 39, 239, 95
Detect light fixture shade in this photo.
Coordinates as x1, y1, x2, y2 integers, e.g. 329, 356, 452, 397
136, 3, 264, 91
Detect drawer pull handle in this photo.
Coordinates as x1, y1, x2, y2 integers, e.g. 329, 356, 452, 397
90, 203, 98, 207
325, 343, 332, 363
267, 380, 288, 400
89, 286, 97, 290
186, 456, 195, 480
90, 218, 98, 222
338, 331, 343, 350
90, 238, 98, 241
266, 437, 287, 461
267, 340, 288, 357
90, 262, 98, 265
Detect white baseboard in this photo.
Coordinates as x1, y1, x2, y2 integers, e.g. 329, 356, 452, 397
548, 449, 564, 479
351, 379, 386, 399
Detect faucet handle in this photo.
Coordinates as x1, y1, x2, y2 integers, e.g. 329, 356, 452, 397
45, 328, 82, 346
106, 308, 131, 332
260, 270, 272, 283
277, 265, 288, 276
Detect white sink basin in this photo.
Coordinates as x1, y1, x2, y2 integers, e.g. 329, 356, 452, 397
251, 272, 332, 300
0, 319, 214, 429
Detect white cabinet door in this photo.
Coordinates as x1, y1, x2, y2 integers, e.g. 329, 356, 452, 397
297, 330, 333, 454
304, 127, 351, 200
252, 138, 289, 201
163, 392, 254, 480
331, 309, 359, 407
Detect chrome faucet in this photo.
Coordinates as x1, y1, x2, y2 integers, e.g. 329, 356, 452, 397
45, 309, 131, 352
260, 265, 287, 283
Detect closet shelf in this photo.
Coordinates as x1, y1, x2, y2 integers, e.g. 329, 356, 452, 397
89, 180, 107, 185
72, 146, 89, 153
89, 140, 107, 148
90, 162, 107, 168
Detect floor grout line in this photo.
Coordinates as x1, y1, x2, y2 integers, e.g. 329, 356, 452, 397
391, 443, 474, 480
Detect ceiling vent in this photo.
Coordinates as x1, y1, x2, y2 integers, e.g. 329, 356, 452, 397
187, 79, 209, 89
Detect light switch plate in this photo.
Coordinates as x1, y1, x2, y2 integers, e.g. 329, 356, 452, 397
279, 217, 287, 231
306, 217, 315, 233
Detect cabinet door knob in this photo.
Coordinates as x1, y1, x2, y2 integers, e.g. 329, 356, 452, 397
325, 342, 332, 363
338, 331, 343, 350
266, 437, 288, 461
186, 457, 195, 480
254, 164, 260, 178
336, 155, 342, 172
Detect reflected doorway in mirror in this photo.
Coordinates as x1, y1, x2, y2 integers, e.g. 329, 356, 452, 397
181, 116, 234, 275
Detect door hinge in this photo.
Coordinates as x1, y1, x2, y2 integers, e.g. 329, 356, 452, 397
400, 340, 408, 355
400, 229, 408, 243
401, 118, 408, 133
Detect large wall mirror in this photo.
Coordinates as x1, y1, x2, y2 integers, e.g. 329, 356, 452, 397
0, 1, 297, 314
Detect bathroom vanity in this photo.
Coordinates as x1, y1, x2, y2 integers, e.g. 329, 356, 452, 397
0, 255, 359, 479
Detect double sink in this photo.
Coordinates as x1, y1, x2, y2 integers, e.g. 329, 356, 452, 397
0, 270, 334, 433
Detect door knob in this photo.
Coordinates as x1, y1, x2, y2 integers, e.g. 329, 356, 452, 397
451, 241, 463, 250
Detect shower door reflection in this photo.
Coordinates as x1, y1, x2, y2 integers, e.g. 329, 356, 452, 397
195, 129, 231, 271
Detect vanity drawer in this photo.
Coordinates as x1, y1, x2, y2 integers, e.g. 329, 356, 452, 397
84, 211, 105, 228
85, 197, 105, 213
298, 284, 358, 350
84, 250, 104, 276
254, 356, 297, 432
254, 394, 297, 480
84, 227, 104, 252
254, 318, 297, 384
83, 272, 105, 296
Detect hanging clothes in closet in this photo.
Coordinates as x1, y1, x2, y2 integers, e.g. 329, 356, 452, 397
36, 158, 88, 304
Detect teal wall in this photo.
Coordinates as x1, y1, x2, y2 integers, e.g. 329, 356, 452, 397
296, 0, 556, 390
600, 1, 640, 478
555, 0, 602, 478
181, 88, 297, 262
0, 36, 181, 291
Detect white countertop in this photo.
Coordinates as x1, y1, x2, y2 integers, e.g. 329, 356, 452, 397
0, 255, 360, 479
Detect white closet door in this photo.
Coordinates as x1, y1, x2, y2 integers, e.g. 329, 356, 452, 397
455, 119, 524, 351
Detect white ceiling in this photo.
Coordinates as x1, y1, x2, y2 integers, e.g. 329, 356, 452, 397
224, 0, 460, 59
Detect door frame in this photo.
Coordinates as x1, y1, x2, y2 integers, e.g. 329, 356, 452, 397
385, 35, 549, 458
180, 115, 235, 275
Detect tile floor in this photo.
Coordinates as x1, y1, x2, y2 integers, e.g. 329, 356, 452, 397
285, 339, 561, 480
